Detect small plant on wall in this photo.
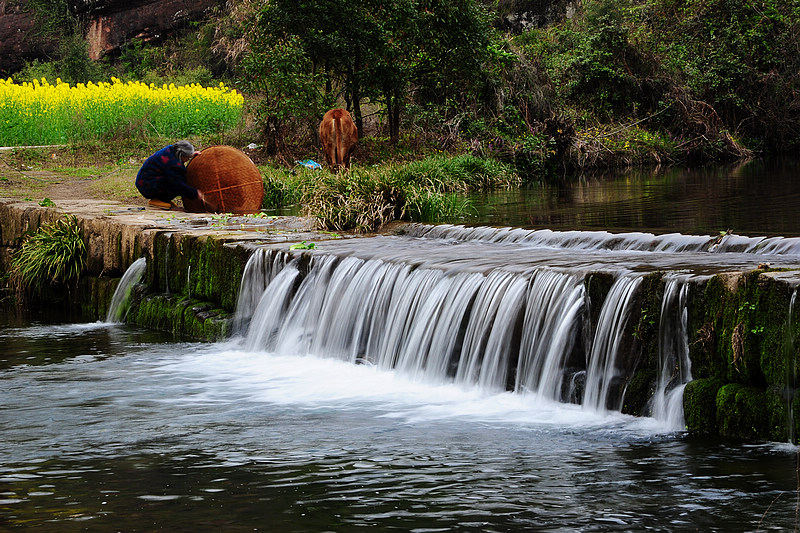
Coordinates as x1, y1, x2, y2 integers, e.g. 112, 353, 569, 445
9, 215, 87, 303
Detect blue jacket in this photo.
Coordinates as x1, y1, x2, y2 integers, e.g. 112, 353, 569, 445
135, 145, 199, 201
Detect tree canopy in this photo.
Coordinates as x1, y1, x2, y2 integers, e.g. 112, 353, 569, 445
240, 0, 495, 143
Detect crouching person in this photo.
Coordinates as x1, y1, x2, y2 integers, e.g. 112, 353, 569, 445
136, 140, 206, 210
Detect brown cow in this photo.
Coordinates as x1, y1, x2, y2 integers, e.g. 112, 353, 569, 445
319, 108, 358, 173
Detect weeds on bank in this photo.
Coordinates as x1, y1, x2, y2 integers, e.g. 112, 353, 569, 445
260, 154, 519, 232
9, 214, 86, 301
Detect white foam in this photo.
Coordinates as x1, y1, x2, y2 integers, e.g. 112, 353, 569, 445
160, 347, 679, 437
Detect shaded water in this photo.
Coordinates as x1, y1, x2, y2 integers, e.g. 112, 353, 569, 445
470, 158, 800, 236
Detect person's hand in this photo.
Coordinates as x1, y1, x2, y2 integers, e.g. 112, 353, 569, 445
197, 190, 205, 203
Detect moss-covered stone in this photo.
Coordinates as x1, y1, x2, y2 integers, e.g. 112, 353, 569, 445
765, 385, 790, 443
623, 368, 656, 416
584, 272, 614, 336
716, 383, 769, 441
126, 289, 233, 341
77, 275, 118, 319
684, 377, 723, 436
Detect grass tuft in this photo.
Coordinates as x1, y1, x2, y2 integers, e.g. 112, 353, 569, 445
9, 214, 87, 301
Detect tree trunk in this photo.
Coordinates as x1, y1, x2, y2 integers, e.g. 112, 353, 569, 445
350, 45, 363, 135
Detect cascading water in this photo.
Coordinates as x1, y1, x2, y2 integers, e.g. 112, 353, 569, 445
234, 248, 292, 333
582, 274, 643, 412
403, 223, 800, 256
515, 269, 585, 401
105, 257, 147, 323
787, 288, 798, 442
650, 274, 693, 429
236, 251, 638, 412
233, 224, 800, 422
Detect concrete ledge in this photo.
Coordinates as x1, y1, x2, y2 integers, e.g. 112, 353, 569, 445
0, 197, 330, 332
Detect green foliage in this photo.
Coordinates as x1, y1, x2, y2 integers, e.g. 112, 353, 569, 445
394, 154, 521, 192
242, 0, 494, 143
514, 0, 800, 157
58, 33, 104, 84
261, 168, 304, 209
289, 241, 316, 250
259, 154, 519, 231
24, 0, 72, 41
239, 35, 332, 153
645, 0, 800, 150
17, 33, 104, 85
564, 1, 644, 118
10, 215, 87, 300
119, 39, 165, 81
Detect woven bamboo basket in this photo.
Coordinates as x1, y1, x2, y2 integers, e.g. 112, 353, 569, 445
184, 146, 263, 214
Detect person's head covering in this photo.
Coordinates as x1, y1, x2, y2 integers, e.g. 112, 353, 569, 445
173, 140, 196, 160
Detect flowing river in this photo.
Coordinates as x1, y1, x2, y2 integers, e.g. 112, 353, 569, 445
2, 158, 800, 531
2, 316, 798, 532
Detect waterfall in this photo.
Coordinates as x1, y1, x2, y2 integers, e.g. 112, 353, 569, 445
402, 223, 800, 256
650, 274, 693, 429
234, 248, 291, 333
240, 254, 582, 393
105, 257, 147, 323
515, 269, 585, 401
787, 289, 798, 442
238, 249, 658, 405
582, 274, 643, 412
241, 258, 303, 352
234, 243, 733, 420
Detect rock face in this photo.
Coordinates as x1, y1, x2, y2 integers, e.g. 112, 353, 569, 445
0, 0, 52, 74
74, 0, 221, 60
495, 0, 580, 33
0, 0, 221, 74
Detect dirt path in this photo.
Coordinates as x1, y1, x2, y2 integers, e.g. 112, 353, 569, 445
0, 159, 148, 207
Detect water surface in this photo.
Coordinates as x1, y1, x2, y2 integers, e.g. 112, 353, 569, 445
1, 317, 798, 531
470, 158, 800, 236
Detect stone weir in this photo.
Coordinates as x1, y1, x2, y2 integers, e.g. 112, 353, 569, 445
2, 198, 800, 443
0, 198, 330, 338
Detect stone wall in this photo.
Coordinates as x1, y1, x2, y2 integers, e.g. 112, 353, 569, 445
0, 198, 317, 338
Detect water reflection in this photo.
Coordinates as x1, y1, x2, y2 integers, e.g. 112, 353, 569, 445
470, 158, 800, 236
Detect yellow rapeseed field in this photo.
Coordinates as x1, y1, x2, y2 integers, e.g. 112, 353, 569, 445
0, 77, 244, 146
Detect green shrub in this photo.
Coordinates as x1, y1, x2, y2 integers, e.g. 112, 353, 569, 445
10, 215, 87, 300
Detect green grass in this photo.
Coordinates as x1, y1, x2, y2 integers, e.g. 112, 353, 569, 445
260, 154, 519, 232
9, 214, 87, 300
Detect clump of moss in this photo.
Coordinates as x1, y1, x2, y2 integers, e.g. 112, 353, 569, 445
683, 377, 722, 436
716, 383, 769, 441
